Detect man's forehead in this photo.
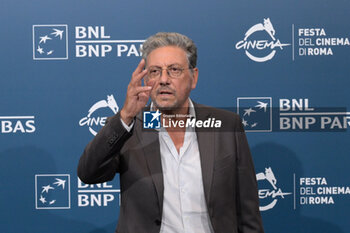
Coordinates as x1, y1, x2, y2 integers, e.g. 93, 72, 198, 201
146, 46, 188, 66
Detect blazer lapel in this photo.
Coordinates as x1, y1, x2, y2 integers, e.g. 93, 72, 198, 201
135, 111, 164, 214
194, 103, 215, 206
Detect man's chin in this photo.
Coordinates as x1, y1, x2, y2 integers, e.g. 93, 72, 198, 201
153, 99, 178, 111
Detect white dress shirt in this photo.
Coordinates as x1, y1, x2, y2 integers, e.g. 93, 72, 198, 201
121, 100, 214, 233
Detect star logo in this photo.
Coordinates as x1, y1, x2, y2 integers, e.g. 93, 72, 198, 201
33, 25, 68, 60
39, 35, 52, 44
51, 28, 64, 40
143, 110, 162, 129
35, 174, 71, 209
41, 184, 54, 193
53, 178, 66, 189
37, 46, 44, 54
251, 122, 258, 128
150, 110, 161, 122
256, 101, 268, 112
243, 107, 256, 116
39, 195, 46, 204
237, 97, 272, 132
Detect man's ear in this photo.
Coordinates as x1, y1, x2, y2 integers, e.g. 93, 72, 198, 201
191, 67, 199, 90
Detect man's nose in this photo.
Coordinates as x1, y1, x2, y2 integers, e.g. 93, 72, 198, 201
159, 69, 170, 84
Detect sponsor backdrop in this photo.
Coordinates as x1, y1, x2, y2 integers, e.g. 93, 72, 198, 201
1, 0, 349, 232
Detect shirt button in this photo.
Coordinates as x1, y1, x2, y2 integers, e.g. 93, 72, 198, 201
154, 219, 161, 226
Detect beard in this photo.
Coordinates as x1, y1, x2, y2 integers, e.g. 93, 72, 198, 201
151, 90, 190, 114
152, 95, 179, 112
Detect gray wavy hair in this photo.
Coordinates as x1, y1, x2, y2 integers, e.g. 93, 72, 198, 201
141, 32, 197, 68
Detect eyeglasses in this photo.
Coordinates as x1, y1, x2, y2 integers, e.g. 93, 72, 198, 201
147, 65, 192, 79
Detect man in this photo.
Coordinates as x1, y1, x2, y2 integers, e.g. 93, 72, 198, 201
78, 32, 264, 233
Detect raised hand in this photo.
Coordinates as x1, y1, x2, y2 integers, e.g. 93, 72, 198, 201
120, 59, 153, 125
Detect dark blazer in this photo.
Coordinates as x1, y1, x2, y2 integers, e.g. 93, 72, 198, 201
78, 103, 264, 233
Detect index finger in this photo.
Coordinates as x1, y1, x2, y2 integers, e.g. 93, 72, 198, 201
133, 59, 146, 76
131, 59, 147, 84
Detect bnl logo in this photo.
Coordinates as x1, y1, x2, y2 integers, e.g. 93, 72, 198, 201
237, 97, 272, 132
32, 24, 68, 60
143, 110, 161, 129
35, 174, 71, 209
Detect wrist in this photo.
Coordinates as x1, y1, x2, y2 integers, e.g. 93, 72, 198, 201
120, 109, 133, 126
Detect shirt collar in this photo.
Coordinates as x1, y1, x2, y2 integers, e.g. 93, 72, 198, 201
150, 98, 196, 132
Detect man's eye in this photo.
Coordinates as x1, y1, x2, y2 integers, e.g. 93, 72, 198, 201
170, 67, 181, 72
150, 69, 160, 74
